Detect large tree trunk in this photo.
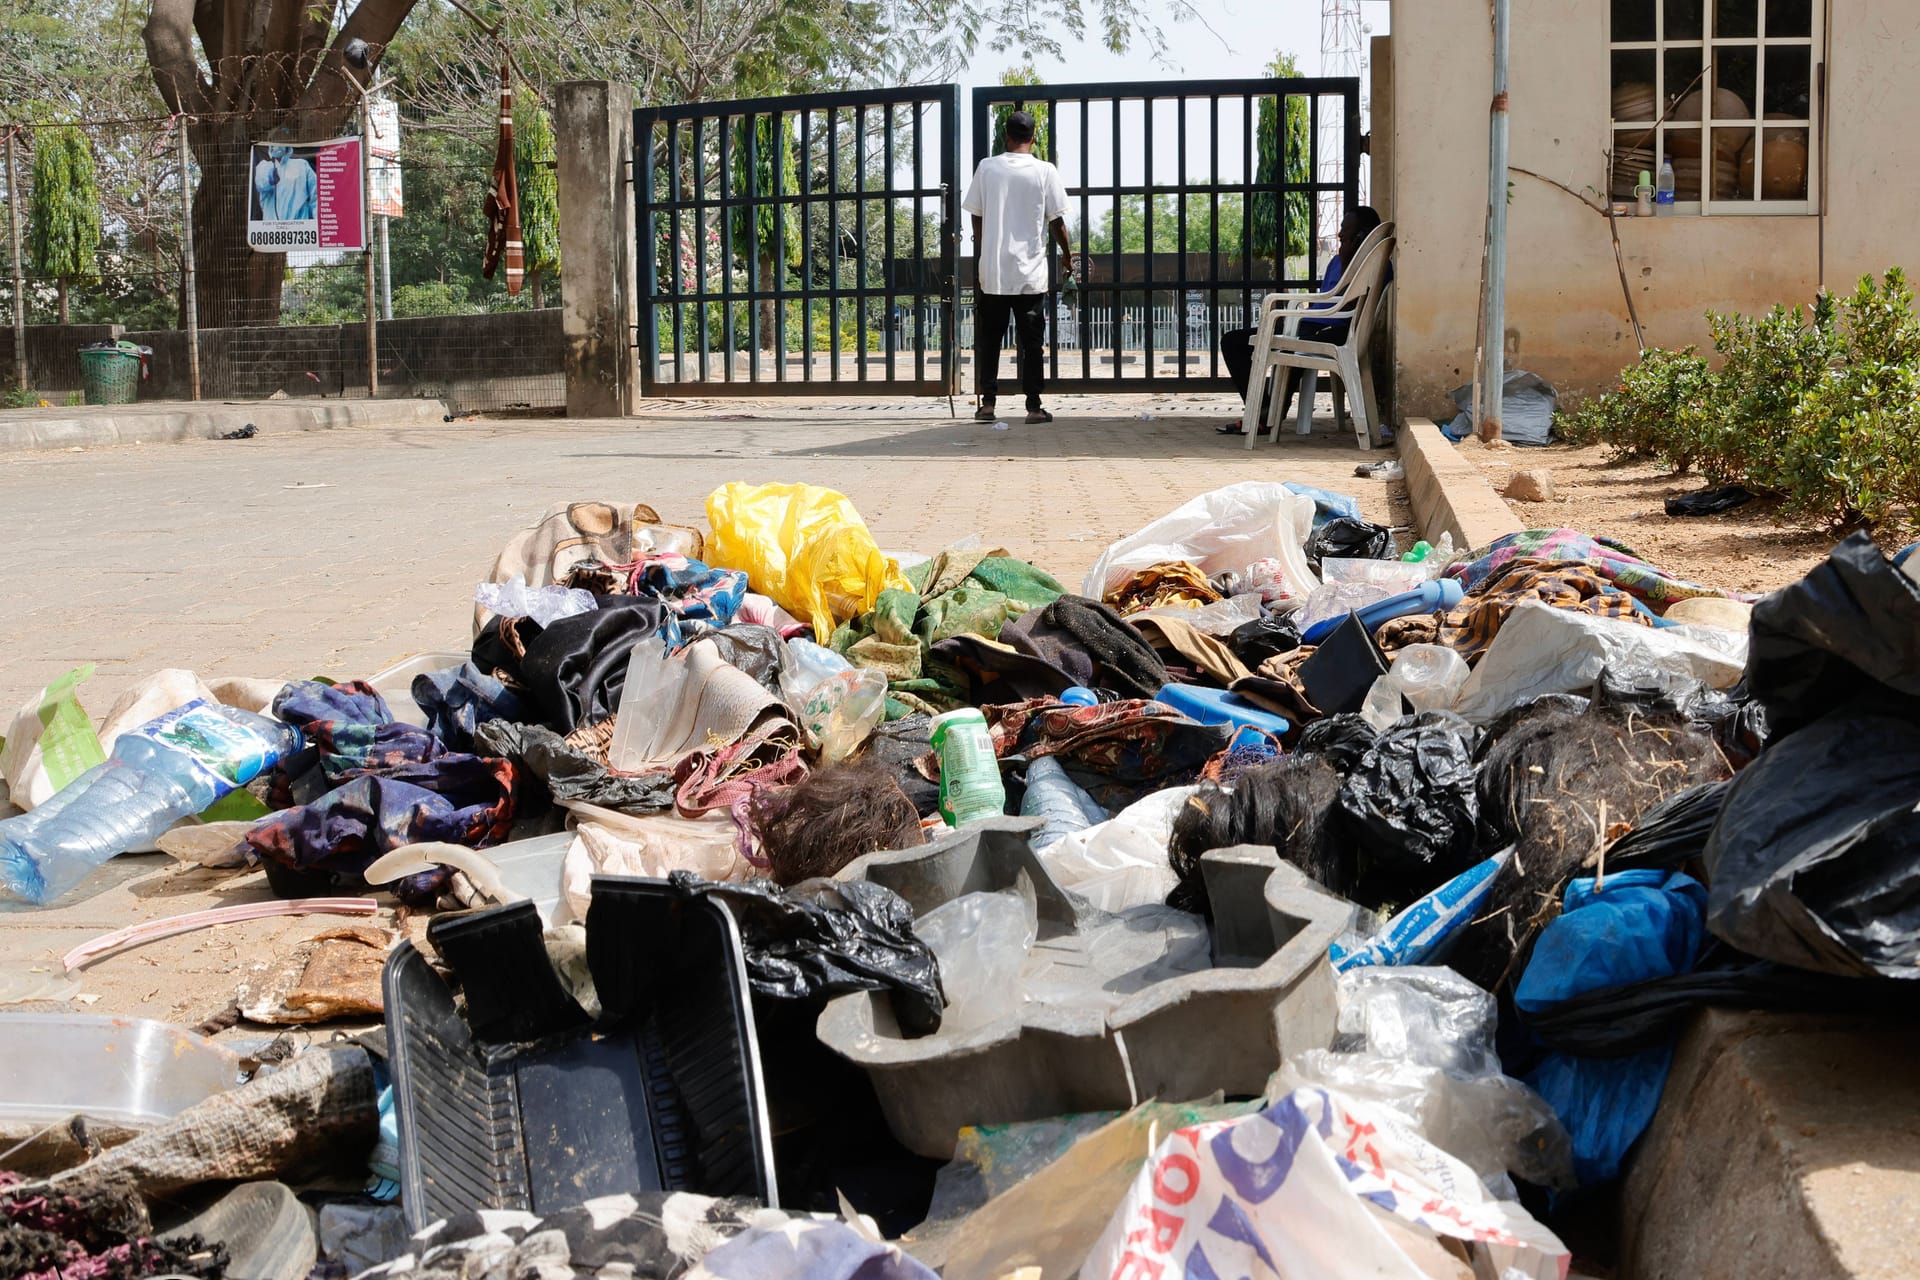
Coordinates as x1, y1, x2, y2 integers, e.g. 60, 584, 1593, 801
758, 255, 776, 355
144, 0, 420, 332
57, 281, 69, 324
190, 118, 287, 328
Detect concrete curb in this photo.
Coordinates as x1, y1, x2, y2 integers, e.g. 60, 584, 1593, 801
0, 397, 451, 453
1397, 417, 1526, 551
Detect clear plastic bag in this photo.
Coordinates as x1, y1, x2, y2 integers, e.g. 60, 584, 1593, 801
778, 637, 853, 708
472, 574, 598, 627
1320, 558, 1428, 594
916, 890, 1037, 1033
1277, 965, 1575, 1195
799, 667, 887, 764
1127, 592, 1268, 635
1361, 644, 1471, 730
1294, 580, 1396, 635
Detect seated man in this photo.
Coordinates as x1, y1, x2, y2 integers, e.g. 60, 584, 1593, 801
1216, 205, 1388, 434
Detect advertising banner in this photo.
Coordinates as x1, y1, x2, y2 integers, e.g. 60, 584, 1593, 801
368, 97, 404, 219
247, 137, 365, 252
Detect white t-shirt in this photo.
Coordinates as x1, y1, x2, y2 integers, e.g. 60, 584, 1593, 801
962, 152, 1069, 296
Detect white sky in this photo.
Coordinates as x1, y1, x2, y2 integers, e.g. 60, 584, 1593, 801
925, 0, 1393, 249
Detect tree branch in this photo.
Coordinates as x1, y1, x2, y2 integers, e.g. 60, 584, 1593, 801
294, 0, 419, 120
144, 0, 210, 115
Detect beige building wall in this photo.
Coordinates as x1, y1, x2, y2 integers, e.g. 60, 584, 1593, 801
1387, 0, 1920, 422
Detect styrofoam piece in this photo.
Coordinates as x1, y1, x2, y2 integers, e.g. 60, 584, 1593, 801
823, 821, 1345, 1158
366, 650, 468, 730
0, 1013, 241, 1132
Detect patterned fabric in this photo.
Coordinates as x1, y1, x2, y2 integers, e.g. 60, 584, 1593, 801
1445, 528, 1759, 608
673, 721, 808, 864
601, 554, 750, 649
411, 662, 524, 753
1437, 558, 1649, 664
1103, 560, 1223, 615
254, 680, 518, 902
834, 551, 1066, 717
914, 698, 1231, 792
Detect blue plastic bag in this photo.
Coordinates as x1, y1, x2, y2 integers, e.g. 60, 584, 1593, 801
1513, 869, 1706, 1185
1281, 482, 1363, 529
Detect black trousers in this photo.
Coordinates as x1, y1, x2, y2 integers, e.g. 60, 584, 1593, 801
1222, 321, 1344, 416
976, 292, 1047, 410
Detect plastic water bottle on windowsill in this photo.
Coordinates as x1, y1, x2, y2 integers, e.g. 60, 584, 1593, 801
0, 700, 302, 908
1656, 158, 1676, 214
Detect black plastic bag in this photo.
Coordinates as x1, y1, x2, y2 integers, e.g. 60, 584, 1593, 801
667, 871, 945, 1035
1522, 942, 1920, 1058
1604, 779, 1729, 874
1293, 712, 1378, 775
1745, 530, 1920, 736
1703, 711, 1920, 978
1663, 484, 1756, 517
1335, 711, 1482, 907
1304, 517, 1393, 571
1228, 615, 1302, 668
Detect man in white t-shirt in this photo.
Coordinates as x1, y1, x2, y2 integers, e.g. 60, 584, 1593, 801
962, 111, 1075, 423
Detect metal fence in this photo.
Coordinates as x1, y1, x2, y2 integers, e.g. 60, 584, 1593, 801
2, 109, 563, 414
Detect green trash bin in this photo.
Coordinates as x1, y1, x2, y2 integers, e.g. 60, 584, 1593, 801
77, 341, 150, 406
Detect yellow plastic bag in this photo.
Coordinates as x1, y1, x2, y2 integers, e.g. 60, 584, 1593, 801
705, 482, 909, 643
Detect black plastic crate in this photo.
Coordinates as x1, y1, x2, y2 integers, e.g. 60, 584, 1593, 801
384, 879, 777, 1229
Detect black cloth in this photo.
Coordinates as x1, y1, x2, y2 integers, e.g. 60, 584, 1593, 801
1003, 596, 1170, 701
1222, 320, 1344, 411
976, 291, 1047, 410
516, 595, 668, 733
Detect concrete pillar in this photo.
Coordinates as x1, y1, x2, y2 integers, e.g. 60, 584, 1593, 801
1370, 34, 1399, 429
555, 81, 638, 417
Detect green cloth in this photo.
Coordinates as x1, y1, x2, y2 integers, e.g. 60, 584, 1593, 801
835, 550, 1067, 717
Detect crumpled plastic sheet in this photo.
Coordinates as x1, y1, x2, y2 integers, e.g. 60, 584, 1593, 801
1336, 711, 1483, 908
473, 575, 598, 627
1081, 481, 1320, 603
1279, 965, 1575, 1196
1452, 599, 1748, 724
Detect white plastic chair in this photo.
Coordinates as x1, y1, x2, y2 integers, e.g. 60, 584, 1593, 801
1240, 233, 1397, 451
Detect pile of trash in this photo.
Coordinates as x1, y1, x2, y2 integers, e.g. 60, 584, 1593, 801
2, 476, 1916, 1280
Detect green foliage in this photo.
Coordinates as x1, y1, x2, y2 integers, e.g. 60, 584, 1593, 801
729, 114, 801, 270
1559, 269, 1920, 528
1250, 53, 1312, 262
26, 127, 101, 285
1085, 194, 1246, 256
989, 65, 1051, 158
514, 97, 561, 286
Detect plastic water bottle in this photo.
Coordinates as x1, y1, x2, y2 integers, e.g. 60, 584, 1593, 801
1656, 159, 1676, 213
1019, 756, 1108, 851
929, 708, 1007, 828
0, 700, 302, 908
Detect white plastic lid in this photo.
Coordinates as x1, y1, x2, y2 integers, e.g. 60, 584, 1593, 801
930, 707, 988, 729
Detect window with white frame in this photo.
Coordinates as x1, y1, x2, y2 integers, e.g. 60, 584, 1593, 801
1609, 0, 1820, 213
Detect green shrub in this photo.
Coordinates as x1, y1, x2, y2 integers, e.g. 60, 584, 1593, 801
1559, 346, 1715, 469
1555, 268, 1920, 530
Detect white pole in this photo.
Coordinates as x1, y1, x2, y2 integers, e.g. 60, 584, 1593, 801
379, 213, 392, 319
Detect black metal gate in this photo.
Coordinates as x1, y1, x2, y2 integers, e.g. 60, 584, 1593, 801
968, 77, 1361, 393
635, 86, 961, 396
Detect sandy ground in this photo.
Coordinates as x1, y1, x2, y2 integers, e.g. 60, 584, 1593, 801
1456, 437, 1865, 594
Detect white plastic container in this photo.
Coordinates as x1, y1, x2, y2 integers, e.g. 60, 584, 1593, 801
0, 1013, 241, 1133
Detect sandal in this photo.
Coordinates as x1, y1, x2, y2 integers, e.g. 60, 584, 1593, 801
1025, 408, 1053, 424
973, 402, 997, 421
